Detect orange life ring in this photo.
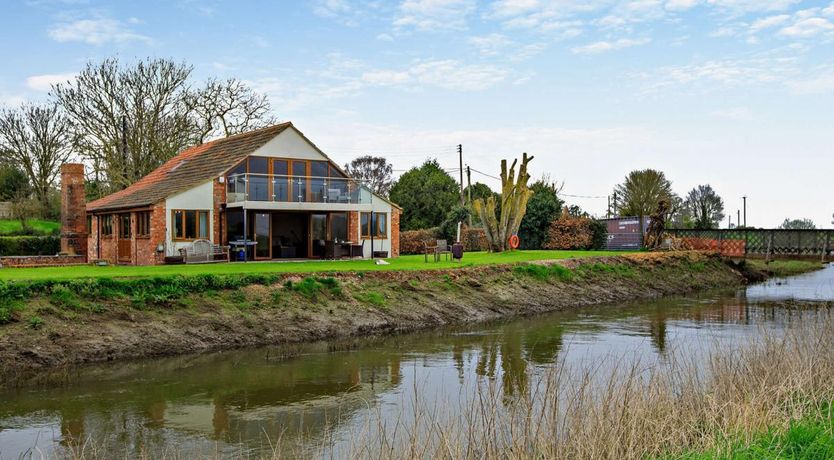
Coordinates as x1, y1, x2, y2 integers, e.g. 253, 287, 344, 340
508, 234, 520, 249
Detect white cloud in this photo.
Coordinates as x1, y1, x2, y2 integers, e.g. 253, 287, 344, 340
749, 14, 791, 33
786, 67, 834, 94
394, 0, 476, 31
25, 73, 76, 91
468, 33, 512, 56
665, 0, 699, 11
711, 106, 754, 120
363, 59, 508, 91
376, 32, 394, 41
312, 0, 364, 26
572, 37, 650, 54
778, 17, 834, 38
706, 0, 801, 13
48, 16, 151, 45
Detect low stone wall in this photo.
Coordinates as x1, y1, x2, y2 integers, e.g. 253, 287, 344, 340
0, 255, 86, 268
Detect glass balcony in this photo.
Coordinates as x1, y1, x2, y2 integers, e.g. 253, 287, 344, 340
226, 173, 372, 205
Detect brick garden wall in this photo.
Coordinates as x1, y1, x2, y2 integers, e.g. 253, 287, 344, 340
0, 255, 86, 268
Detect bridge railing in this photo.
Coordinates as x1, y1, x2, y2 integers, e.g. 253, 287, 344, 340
666, 228, 833, 261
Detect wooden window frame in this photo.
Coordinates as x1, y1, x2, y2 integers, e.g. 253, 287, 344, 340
100, 214, 113, 237
360, 212, 388, 239
136, 211, 151, 238
171, 209, 210, 241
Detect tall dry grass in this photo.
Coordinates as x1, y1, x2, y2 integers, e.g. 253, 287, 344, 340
336, 310, 834, 460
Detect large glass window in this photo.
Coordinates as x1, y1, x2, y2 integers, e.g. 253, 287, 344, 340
172, 210, 210, 240
272, 159, 289, 201
360, 212, 388, 239
227, 161, 246, 198
330, 213, 348, 242
248, 157, 269, 201
310, 161, 328, 203
292, 161, 307, 202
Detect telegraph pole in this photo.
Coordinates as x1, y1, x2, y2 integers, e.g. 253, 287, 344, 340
737, 210, 741, 229
742, 196, 747, 227
458, 144, 464, 206
466, 165, 472, 226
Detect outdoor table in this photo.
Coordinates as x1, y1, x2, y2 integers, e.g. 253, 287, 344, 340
229, 240, 258, 261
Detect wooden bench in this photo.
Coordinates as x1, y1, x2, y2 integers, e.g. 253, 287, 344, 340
179, 239, 230, 264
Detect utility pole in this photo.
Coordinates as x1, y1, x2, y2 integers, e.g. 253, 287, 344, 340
737, 210, 741, 229
728, 215, 732, 229
466, 165, 472, 226
742, 196, 747, 227
612, 191, 619, 217
458, 144, 464, 206
607, 195, 611, 218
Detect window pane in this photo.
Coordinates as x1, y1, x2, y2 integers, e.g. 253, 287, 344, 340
185, 210, 197, 239
198, 212, 209, 238
360, 213, 369, 238
292, 162, 307, 202
331, 213, 347, 242
248, 156, 268, 174
173, 211, 184, 239
273, 160, 288, 175
376, 213, 387, 237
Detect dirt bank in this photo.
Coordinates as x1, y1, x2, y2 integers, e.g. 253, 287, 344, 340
0, 252, 809, 384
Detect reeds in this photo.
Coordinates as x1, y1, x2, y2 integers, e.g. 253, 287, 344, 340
336, 310, 834, 459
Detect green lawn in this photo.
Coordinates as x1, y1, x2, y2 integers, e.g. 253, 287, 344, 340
0, 219, 60, 236
0, 250, 626, 281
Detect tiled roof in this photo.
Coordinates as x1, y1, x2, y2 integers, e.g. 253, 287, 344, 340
87, 122, 292, 212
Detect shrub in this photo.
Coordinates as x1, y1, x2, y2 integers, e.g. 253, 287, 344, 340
544, 211, 593, 250
399, 228, 439, 255
0, 236, 60, 256
28, 315, 44, 329
588, 219, 609, 250
49, 285, 81, 309
354, 290, 386, 307
461, 227, 489, 252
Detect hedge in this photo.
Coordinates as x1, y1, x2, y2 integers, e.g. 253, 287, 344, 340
400, 226, 489, 254
0, 236, 61, 256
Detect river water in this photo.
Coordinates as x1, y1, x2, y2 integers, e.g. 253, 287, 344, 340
1, 264, 832, 458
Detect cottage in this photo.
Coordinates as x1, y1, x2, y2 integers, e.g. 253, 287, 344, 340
77, 122, 400, 265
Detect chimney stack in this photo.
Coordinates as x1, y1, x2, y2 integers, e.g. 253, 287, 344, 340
60, 163, 87, 257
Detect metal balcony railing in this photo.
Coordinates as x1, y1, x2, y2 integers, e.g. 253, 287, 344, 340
226, 173, 372, 205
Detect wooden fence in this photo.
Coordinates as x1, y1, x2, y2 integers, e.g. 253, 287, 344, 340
667, 229, 833, 262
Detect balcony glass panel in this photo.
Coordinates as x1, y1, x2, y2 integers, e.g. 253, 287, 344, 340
226, 173, 371, 205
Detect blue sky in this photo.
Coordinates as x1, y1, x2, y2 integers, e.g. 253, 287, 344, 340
1, 0, 833, 227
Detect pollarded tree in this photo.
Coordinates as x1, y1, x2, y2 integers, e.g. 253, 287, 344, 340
389, 159, 459, 230
344, 155, 393, 197
473, 153, 534, 252
684, 184, 725, 229
614, 169, 676, 242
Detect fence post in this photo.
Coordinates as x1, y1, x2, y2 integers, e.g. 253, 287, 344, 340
744, 229, 749, 259
824, 231, 831, 264
766, 231, 774, 263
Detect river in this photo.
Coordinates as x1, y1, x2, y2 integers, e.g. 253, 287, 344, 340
1, 264, 832, 458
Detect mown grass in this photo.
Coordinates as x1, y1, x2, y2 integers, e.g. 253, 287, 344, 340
0, 219, 60, 236
512, 263, 574, 281
0, 250, 626, 282
746, 259, 825, 277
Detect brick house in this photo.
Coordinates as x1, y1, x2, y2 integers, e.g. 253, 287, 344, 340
82, 122, 401, 265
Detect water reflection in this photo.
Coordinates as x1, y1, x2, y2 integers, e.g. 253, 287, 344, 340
1, 267, 833, 458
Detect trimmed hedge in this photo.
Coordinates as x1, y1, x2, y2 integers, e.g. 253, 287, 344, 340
400, 226, 489, 254
0, 236, 61, 256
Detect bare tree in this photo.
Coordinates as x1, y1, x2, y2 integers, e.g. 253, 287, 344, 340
193, 78, 275, 143
0, 103, 72, 215
52, 58, 195, 193
684, 184, 725, 229
344, 155, 394, 197
52, 57, 275, 195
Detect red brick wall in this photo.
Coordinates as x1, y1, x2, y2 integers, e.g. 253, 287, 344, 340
60, 164, 87, 257
348, 211, 360, 243
213, 179, 226, 245
87, 202, 167, 265
0, 255, 86, 268
391, 208, 401, 257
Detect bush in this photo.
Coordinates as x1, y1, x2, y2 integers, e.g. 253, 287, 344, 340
544, 211, 593, 250
513, 263, 573, 282
588, 219, 609, 250
399, 228, 439, 255
0, 236, 61, 256
460, 227, 489, 252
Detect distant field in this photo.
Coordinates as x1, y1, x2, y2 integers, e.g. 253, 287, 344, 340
0, 219, 60, 236
0, 250, 626, 281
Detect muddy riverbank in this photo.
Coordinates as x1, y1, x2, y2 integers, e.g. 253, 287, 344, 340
0, 252, 816, 383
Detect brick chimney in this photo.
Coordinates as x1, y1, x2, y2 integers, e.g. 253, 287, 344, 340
60, 163, 87, 257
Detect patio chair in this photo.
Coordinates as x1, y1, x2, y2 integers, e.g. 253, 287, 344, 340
350, 240, 365, 258
424, 240, 439, 262
436, 239, 452, 262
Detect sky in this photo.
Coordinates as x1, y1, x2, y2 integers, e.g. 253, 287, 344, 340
1, 0, 833, 228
